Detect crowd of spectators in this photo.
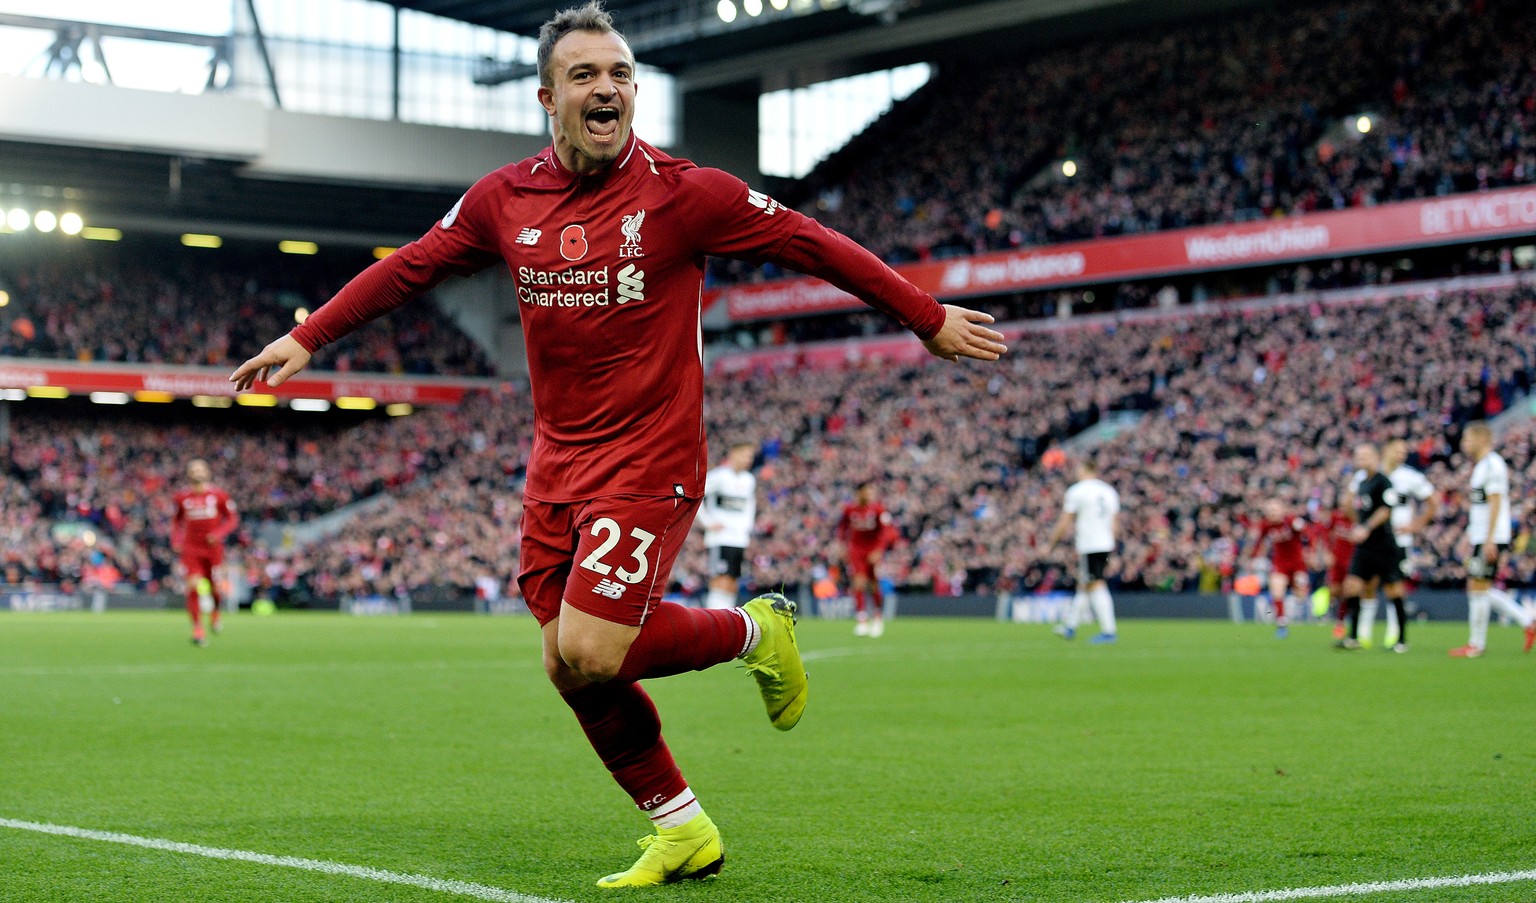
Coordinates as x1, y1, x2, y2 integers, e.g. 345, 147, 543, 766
0, 388, 532, 596
708, 0, 1536, 286
7, 277, 1536, 605
7, 0, 1536, 604
0, 251, 493, 376
695, 280, 1536, 598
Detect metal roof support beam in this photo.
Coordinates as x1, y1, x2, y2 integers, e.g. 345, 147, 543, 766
243, 0, 282, 109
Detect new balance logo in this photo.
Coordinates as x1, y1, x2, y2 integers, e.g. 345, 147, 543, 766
747, 189, 781, 215
617, 263, 646, 303
593, 579, 627, 600
515, 227, 542, 246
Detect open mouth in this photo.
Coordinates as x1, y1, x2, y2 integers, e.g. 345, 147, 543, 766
585, 106, 621, 140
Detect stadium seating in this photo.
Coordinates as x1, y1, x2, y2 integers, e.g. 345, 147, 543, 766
709, 0, 1536, 285
9, 0, 1536, 606
13, 277, 1529, 605
0, 252, 492, 376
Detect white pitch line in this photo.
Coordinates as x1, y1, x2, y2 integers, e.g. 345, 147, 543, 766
1121, 868, 1536, 903
0, 817, 572, 903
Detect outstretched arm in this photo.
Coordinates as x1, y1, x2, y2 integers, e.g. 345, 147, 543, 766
229, 175, 501, 391
683, 169, 1005, 359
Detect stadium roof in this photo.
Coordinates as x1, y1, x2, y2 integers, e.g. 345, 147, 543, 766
0, 0, 1258, 243
385, 0, 1264, 89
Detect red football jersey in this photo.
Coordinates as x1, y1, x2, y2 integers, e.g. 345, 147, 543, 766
171, 485, 238, 550
1255, 514, 1308, 568
1310, 509, 1356, 563
291, 134, 946, 503
839, 501, 895, 550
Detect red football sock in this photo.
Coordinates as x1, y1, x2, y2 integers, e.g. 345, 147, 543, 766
561, 681, 688, 812
613, 602, 749, 683
853, 588, 867, 615
869, 583, 884, 614
185, 589, 202, 632
1272, 595, 1286, 620
209, 588, 222, 628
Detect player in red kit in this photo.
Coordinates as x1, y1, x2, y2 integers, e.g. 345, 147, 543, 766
171, 458, 239, 647
838, 482, 897, 637
1250, 498, 1310, 639
1317, 501, 1358, 640
230, 3, 1006, 889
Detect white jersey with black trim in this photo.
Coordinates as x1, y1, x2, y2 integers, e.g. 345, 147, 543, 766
700, 465, 756, 549
1387, 464, 1435, 548
1468, 451, 1512, 544
1063, 478, 1119, 554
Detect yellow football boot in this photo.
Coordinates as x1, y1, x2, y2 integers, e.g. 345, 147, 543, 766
741, 592, 809, 731
595, 812, 724, 888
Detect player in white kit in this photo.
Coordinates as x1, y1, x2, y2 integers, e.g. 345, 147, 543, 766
1449, 422, 1536, 657
698, 442, 757, 609
1356, 439, 1438, 651
1047, 459, 1121, 644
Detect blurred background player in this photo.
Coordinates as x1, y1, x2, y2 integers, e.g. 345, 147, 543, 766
838, 482, 897, 636
699, 442, 757, 609
1357, 439, 1438, 650
1047, 458, 1120, 644
1251, 497, 1309, 639
1450, 422, 1536, 657
171, 458, 239, 647
1336, 444, 1400, 651
1315, 486, 1358, 640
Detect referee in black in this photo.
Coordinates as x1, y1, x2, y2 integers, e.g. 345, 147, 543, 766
1336, 443, 1402, 650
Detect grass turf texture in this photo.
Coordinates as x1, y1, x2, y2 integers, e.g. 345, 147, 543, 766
0, 612, 1531, 903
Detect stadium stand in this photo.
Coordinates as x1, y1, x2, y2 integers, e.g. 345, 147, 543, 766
699, 279, 1536, 597
13, 275, 1530, 605
709, 0, 1536, 286
0, 249, 493, 376
6, 0, 1536, 612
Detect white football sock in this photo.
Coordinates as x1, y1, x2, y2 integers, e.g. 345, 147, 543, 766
1065, 591, 1086, 629
647, 788, 702, 830
735, 608, 761, 658
1357, 599, 1378, 644
1485, 587, 1532, 627
1383, 601, 1400, 643
1090, 584, 1116, 635
1468, 591, 1491, 649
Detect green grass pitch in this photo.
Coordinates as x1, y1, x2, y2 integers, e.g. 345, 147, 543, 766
0, 611, 1532, 902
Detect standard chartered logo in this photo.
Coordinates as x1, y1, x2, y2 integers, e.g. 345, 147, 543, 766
515, 263, 646, 307
617, 263, 646, 303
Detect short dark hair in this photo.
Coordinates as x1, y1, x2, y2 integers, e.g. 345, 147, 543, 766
538, 2, 625, 87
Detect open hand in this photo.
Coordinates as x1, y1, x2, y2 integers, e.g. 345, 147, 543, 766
922, 305, 1008, 362
229, 335, 312, 391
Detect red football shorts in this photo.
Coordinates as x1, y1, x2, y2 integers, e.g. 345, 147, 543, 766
179, 545, 224, 580
1327, 549, 1353, 588
1271, 555, 1307, 582
847, 544, 881, 581
518, 494, 701, 627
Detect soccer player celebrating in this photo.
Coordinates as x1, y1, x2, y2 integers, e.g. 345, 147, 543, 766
1251, 497, 1309, 639
1336, 444, 1400, 650
170, 458, 239, 647
699, 442, 757, 609
1449, 422, 1536, 657
1046, 458, 1120, 644
230, 3, 1006, 887
837, 482, 898, 637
